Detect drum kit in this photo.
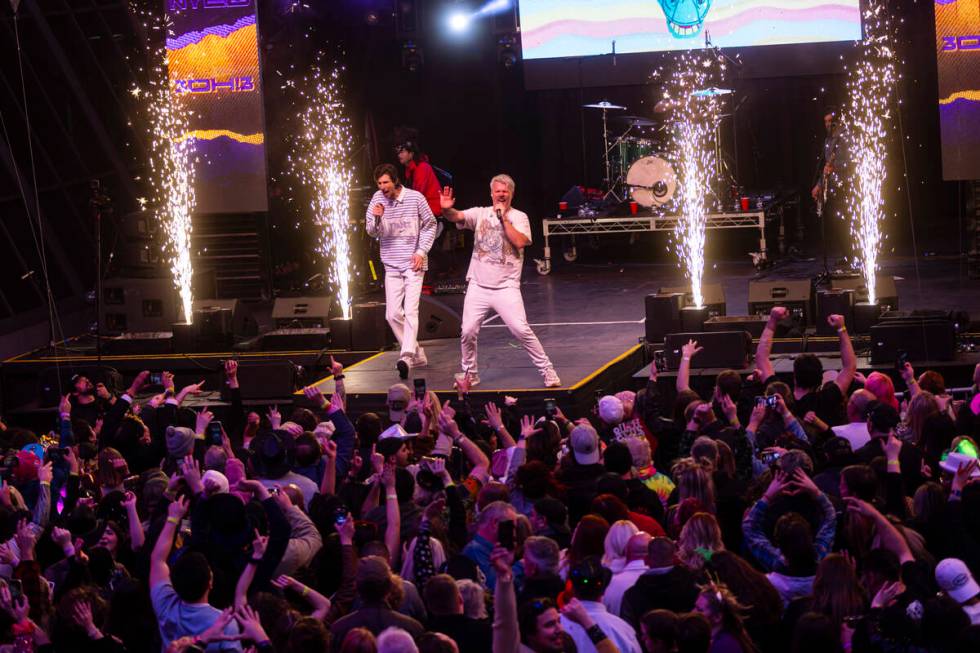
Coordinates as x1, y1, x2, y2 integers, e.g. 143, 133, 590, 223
583, 87, 733, 209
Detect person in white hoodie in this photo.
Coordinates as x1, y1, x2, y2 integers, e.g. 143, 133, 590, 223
741, 467, 837, 607
603, 532, 652, 617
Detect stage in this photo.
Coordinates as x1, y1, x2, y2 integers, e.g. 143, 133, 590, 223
4, 254, 980, 428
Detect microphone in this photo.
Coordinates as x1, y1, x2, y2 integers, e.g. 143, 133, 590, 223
495, 208, 503, 223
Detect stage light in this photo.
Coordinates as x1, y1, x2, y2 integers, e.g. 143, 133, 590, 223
448, 11, 471, 33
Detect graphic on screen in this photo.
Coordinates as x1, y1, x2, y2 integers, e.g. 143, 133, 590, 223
935, 0, 980, 181
166, 0, 268, 213
518, 0, 863, 60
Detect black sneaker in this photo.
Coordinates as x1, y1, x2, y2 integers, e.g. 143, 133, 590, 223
396, 359, 409, 380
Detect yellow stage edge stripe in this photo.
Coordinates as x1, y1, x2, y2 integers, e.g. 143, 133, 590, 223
571, 344, 644, 390
938, 90, 980, 106
178, 129, 264, 145
295, 351, 387, 395
3, 349, 382, 364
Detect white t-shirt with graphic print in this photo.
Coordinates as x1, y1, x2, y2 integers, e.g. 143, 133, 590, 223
457, 206, 532, 289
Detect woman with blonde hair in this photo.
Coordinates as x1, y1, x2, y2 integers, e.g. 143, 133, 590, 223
906, 391, 939, 446
695, 580, 758, 653
678, 512, 725, 573
672, 457, 717, 514
603, 520, 640, 573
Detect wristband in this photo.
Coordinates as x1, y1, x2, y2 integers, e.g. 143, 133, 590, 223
887, 459, 900, 466
334, 374, 345, 380
951, 488, 962, 498
837, 326, 847, 333
386, 493, 398, 500
60, 412, 71, 420
682, 356, 691, 361
586, 624, 608, 645
248, 557, 263, 565
302, 586, 311, 598
166, 516, 180, 525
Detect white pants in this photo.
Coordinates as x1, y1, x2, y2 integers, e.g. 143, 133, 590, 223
384, 267, 424, 358
461, 283, 553, 375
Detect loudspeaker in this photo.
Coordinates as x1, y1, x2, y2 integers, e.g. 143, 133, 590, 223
193, 299, 257, 337
680, 306, 710, 332
816, 290, 855, 336
272, 297, 333, 328
704, 315, 769, 338
645, 293, 684, 343
853, 302, 884, 335
748, 279, 814, 325
831, 274, 899, 311
659, 284, 726, 318
418, 296, 462, 339
870, 318, 956, 364
234, 361, 298, 399
261, 328, 331, 351
101, 277, 178, 334
103, 331, 173, 355
352, 301, 395, 350
329, 318, 353, 350
664, 331, 752, 370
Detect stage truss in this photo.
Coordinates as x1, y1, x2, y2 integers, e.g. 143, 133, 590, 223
534, 211, 767, 275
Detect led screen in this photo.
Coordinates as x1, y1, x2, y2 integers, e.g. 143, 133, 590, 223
935, 0, 980, 181
165, 0, 268, 213
518, 0, 863, 60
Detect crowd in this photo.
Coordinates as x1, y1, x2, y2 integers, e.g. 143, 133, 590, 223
0, 306, 979, 653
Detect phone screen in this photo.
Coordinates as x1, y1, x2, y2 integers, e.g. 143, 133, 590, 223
414, 378, 426, 401
497, 520, 515, 550
544, 398, 557, 418
207, 421, 223, 446
150, 372, 163, 385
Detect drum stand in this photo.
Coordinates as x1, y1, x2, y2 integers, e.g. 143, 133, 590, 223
600, 108, 624, 203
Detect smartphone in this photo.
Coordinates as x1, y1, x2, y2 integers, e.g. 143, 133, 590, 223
7, 579, 22, 602
594, 388, 605, 402
207, 421, 223, 447
765, 395, 779, 409
497, 520, 515, 550
335, 506, 349, 525
414, 378, 427, 401
654, 350, 668, 371
544, 398, 557, 419
758, 449, 782, 465
895, 349, 909, 371
149, 372, 163, 385
123, 475, 140, 491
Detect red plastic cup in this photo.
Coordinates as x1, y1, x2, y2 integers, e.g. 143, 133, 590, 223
559, 201, 569, 211
629, 201, 638, 215
740, 196, 750, 211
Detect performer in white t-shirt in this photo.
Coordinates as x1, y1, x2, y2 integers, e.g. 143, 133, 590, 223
439, 174, 560, 388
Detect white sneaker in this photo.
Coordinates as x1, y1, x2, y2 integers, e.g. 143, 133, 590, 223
453, 372, 481, 389
542, 368, 561, 388
411, 348, 428, 368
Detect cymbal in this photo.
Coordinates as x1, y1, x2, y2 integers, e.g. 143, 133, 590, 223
583, 100, 626, 110
691, 87, 733, 97
614, 115, 656, 127
654, 98, 680, 114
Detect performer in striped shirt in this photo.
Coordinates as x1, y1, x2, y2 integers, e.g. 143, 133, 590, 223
366, 163, 437, 379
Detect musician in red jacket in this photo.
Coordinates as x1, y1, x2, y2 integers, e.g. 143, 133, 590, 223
397, 141, 442, 218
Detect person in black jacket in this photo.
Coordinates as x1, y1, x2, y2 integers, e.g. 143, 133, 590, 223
423, 574, 491, 653
620, 538, 699, 632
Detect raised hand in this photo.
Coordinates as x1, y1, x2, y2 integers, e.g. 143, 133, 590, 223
181, 380, 206, 396
197, 608, 240, 644
717, 393, 738, 423
330, 356, 344, 377
439, 186, 456, 211
267, 405, 281, 430
303, 385, 327, 409
763, 470, 791, 502
370, 447, 385, 475
128, 371, 151, 396
681, 339, 703, 359
250, 528, 269, 559
14, 518, 35, 561
195, 409, 214, 435
769, 306, 789, 322
180, 455, 203, 494
787, 467, 820, 497
561, 598, 596, 628
883, 432, 903, 462
424, 497, 447, 522
59, 393, 72, 416
335, 512, 355, 545
168, 495, 190, 521
52, 526, 73, 549
952, 458, 979, 495
162, 371, 175, 392
38, 460, 53, 485
225, 359, 239, 381
96, 383, 111, 401
484, 402, 504, 432
827, 314, 846, 331
519, 415, 538, 439
235, 605, 269, 644
489, 545, 514, 580
371, 203, 385, 218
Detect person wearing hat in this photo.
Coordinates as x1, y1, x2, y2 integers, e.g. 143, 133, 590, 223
329, 555, 424, 644
556, 423, 606, 526
854, 401, 924, 493
366, 163, 437, 378
560, 556, 642, 653
935, 558, 980, 625
250, 431, 318, 508
396, 140, 442, 219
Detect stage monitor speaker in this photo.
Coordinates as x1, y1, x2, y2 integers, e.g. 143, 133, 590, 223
101, 277, 178, 335
748, 279, 813, 325
816, 290, 855, 336
260, 328, 331, 351
193, 299, 257, 337
664, 331, 752, 370
104, 331, 173, 355
870, 319, 956, 364
831, 274, 899, 311
659, 283, 725, 319
704, 315, 769, 338
418, 296, 462, 340
645, 293, 684, 343
272, 297, 332, 328
352, 301, 395, 350
234, 361, 298, 399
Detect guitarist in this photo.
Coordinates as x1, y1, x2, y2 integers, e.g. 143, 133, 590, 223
811, 108, 847, 262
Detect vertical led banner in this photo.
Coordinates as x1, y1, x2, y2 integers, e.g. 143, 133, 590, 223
935, 0, 980, 181
165, 0, 268, 212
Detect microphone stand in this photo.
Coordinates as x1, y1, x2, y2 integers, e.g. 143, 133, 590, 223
89, 180, 112, 375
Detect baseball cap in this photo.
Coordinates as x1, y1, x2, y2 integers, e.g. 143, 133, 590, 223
598, 395, 624, 425
935, 558, 980, 604
387, 384, 412, 422
570, 423, 601, 465
377, 423, 417, 457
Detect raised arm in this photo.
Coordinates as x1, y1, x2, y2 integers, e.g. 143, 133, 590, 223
899, 362, 920, 400
756, 307, 787, 381
742, 472, 791, 572
234, 529, 269, 610
485, 402, 517, 449
271, 575, 331, 622
150, 496, 188, 588
491, 547, 520, 653
382, 465, 402, 569
439, 407, 489, 483
676, 340, 703, 394
844, 497, 914, 564
439, 186, 465, 223
121, 491, 146, 551
828, 314, 857, 393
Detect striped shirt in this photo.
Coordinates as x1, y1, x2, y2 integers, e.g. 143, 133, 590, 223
365, 186, 437, 271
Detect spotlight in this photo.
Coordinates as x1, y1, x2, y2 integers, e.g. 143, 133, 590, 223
448, 11, 471, 33
365, 10, 380, 25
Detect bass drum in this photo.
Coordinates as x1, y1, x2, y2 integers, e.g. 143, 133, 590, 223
626, 155, 677, 208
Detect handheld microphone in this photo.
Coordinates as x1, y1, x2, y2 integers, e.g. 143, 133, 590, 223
495, 208, 503, 223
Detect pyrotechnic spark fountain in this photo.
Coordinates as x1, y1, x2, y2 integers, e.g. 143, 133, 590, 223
656, 51, 724, 308
143, 43, 196, 324
844, 0, 896, 305
286, 66, 354, 319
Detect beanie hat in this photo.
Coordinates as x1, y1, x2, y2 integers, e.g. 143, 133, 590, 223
166, 426, 196, 458
598, 396, 625, 425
